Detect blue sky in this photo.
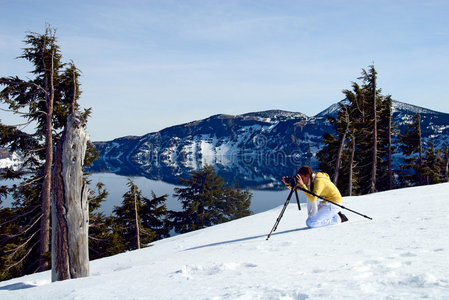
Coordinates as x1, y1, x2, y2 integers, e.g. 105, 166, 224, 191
1, 0, 448, 141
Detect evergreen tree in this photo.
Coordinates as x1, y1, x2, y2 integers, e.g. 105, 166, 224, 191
376, 95, 396, 191
316, 104, 354, 195
140, 191, 171, 241
399, 114, 423, 186
0, 177, 42, 278
317, 132, 338, 177
316, 103, 350, 183
356, 65, 386, 194
317, 65, 394, 195
222, 183, 252, 220
421, 141, 441, 184
332, 105, 350, 185
442, 147, 449, 182
347, 128, 358, 196
88, 182, 125, 260
113, 179, 169, 250
0, 26, 92, 277
170, 165, 251, 234
0, 205, 22, 281
366, 66, 378, 193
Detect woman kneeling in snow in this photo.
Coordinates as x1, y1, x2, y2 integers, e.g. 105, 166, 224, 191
282, 166, 348, 228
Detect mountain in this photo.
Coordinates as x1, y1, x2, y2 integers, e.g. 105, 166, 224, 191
391, 102, 449, 147
1, 182, 448, 299
89, 100, 449, 189
90, 109, 327, 188
0, 150, 23, 171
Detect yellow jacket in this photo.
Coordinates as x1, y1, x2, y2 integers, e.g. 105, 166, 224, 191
300, 172, 343, 204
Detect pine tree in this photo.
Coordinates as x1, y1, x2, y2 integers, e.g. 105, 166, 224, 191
0, 25, 92, 277
347, 128, 357, 196
222, 183, 252, 220
170, 165, 251, 234
421, 141, 441, 184
88, 182, 125, 260
376, 95, 396, 191
368, 66, 378, 193
113, 179, 169, 250
0, 205, 22, 281
442, 147, 449, 182
0, 177, 42, 278
317, 65, 395, 195
317, 132, 339, 177
385, 96, 395, 190
357, 65, 385, 194
399, 113, 423, 186
140, 191, 170, 241
316, 103, 352, 194
328, 104, 351, 185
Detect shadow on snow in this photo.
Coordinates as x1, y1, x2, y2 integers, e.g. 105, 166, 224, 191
184, 226, 310, 251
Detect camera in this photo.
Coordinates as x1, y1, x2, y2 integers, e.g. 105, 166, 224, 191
284, 176, 298, 186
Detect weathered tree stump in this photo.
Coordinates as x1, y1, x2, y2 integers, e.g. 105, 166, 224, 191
51, 113, 89, 281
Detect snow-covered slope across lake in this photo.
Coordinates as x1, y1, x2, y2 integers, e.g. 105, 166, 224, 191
89, 100, 449, 189
1, 183, 449, 299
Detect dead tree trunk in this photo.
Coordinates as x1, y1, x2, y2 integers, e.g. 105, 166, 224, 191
51, 113, 89, 281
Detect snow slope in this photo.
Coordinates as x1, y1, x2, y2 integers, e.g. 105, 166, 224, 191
1, 183, 449, 299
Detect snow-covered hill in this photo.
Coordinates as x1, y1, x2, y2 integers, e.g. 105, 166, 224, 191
1, 183, 448, 299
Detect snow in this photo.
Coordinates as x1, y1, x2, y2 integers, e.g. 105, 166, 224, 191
1, 183, 449, 299
0, 152, 23, 170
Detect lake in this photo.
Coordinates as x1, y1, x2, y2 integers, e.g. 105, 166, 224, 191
1, 173, 307, 216
88, 173, 305, 216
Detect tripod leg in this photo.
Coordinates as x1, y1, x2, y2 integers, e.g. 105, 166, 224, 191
266, 187, 295, 240
295, 189, 301, 210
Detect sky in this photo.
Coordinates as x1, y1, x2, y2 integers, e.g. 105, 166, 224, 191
1, 0, 449, 141
1, 182, 448, 299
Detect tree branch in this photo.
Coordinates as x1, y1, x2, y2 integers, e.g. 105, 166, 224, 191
28, 82, 49, 98
1, 213, 42, 240
5, 230, 39, 259
0, 204, 40, 227
20, 176, 44, 186
3, 240, 39, 274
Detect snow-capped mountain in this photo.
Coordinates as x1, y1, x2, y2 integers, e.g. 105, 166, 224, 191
89, 100, 449, 189
0, 149, 23, 171
91, 110, 328, 189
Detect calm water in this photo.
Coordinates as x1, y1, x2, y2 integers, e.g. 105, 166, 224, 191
1, 173, 306, 216
89, 173, 306, 216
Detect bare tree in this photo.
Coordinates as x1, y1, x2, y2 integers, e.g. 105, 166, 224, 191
51, 113, 89, 281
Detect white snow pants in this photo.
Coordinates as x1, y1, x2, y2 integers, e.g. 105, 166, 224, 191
306, 201, 341, 228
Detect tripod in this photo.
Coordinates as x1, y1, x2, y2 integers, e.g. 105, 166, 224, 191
266, 185, 301, 240
266, 185, 373, 240
296, 185, 372, 220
